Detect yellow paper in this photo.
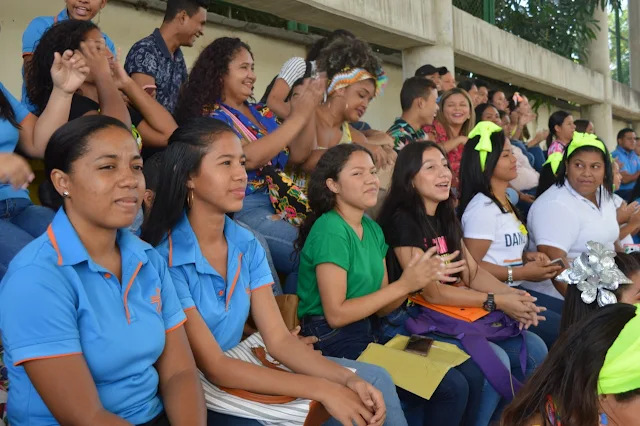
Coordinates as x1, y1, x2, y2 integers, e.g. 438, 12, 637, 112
357, 335, 470, 400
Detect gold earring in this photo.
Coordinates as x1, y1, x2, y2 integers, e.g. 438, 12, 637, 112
187, 188, 194, 208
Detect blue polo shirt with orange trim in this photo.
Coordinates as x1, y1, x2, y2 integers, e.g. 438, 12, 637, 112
21, 8, 117, 113
0, 83, 31, 202
156, 213, 274, 351
0, 209, 186, 426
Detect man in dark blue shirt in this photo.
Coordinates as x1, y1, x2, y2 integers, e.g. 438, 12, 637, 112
125, 0, 207, 113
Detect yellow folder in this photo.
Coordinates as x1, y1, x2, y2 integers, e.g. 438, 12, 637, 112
357, 335, 470, 400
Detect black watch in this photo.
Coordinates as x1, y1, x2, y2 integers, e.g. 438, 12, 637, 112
483, 293, 496, 312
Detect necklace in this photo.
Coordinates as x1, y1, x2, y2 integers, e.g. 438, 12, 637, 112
494, 193, 528, 236
424, 215, 449, 255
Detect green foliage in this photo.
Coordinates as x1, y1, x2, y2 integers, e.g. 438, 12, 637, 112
454, 0, 622, 62
609, 4, 629, 84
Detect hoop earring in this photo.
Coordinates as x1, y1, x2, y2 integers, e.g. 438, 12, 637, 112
187, 188, 194, 208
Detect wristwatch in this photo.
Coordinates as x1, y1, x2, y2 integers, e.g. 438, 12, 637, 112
483, 293, 496, 312
506, 266, 514, 285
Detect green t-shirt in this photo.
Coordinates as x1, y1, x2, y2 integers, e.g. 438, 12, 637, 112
297, 210, 389, 318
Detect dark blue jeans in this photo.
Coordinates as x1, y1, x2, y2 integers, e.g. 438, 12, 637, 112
514, 287, 561, 348
301, 315, 469, 426
0, 198, 55, 280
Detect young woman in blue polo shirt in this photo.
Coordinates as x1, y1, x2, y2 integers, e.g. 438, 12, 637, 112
0, 49, 89, 279
142, 117, 406, 426
0, 115, 206, 426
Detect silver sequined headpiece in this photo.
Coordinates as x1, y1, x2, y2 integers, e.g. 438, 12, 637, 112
556, 241, 632, 307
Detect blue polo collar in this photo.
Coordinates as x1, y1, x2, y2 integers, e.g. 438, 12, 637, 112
56, 8, 70, 22
47, 208, 150, 269
168, 212, 242, 276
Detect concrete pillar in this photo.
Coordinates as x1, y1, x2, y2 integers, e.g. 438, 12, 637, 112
630, 0, 640, 91
582, 5, 615, 147
401, 0, 454, 79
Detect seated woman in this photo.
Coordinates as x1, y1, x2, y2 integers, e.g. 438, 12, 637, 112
527, 133, 617, 299
174, 37, 324, 276
303, 37, 395, 173
423, 88, 475, 195
26, 20, 177, 159
0, 115, 205, 426
545, 110, 576, 156
0, 49, 88, 279
501, 303, 640, 426
377, 141, 549, 426
559, 248, 640, 333
295, 143, 476, 426
141, 118, 404, 426
457, 122, 563, 344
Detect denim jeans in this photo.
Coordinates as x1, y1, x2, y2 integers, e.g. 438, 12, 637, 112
234, 191, 298, 276
301, 316, 469, 426
0, 198, 55, 280
206, 357, 407, 426
377, 307, 484, 426
424, 331, 548, 426
514, 286, 561, 348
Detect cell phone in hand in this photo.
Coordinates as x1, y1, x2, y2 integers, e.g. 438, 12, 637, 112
550, 258, 566, 269
404, 335, 434, 357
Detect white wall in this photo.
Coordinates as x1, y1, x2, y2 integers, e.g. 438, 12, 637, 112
0, 0, 403, 130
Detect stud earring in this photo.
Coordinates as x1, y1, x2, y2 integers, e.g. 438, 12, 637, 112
62, 191, 70, 198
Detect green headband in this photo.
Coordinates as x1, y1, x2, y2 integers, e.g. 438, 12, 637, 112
598, 304, 640, 395
468, 121, 503, 171
566, 132, 606, 158
543, 152, 564, 175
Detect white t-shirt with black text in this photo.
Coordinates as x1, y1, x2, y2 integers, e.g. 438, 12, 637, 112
461, 193, 528, 287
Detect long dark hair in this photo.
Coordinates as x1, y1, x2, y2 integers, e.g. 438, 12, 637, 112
501, 303, 640, 426
560, 252, 640, 333
174, 37, 253, 124
42, 115, 130, 208
0, 89, 20, 129
295, 144, 373, 253
458, 127, 527, 226
377, 142, 463, 264
535, 162, 558, 198
553, 141, 613, 204
25, 20, 98, 115
140, 118, 237, 246
547, 110, 572, 147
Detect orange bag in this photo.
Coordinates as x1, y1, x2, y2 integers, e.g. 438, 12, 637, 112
409, 295, 489, 323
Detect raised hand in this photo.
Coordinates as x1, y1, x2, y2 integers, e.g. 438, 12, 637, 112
51, 50, 89, 94
79, 39, 111, 81
110, 48, 134, 91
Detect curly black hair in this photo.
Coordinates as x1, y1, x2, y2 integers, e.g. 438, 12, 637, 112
315, 37, 382, 81
174, 37, 253, 124
25, 20, 98, 115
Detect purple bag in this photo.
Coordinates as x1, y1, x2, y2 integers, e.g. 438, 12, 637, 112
406, 308, 526, 399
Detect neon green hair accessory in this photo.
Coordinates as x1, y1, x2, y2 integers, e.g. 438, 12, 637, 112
566, 132, 606, 158
598, 304, 640, 395
543, 152, 564, 175
468, 121, 503, 172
